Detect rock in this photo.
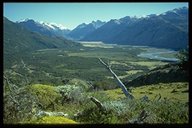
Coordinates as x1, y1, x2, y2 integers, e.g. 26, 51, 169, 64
36, 110, 68, 118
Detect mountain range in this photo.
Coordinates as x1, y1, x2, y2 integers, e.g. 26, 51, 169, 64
82, 7, 188, 50
17, 19, 106, 41
17, 19, 71, 39
3, 17, 81, 58
15, 6, 188, 50
68, 20, 106, 40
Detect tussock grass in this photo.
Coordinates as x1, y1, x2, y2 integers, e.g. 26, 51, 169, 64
29, 116, 77, 124
102, 82, 188, 102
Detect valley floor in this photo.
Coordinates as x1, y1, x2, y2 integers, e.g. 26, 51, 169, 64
4, 43, 188, 124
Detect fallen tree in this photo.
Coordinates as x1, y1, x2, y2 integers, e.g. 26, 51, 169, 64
98, 58, 134, 100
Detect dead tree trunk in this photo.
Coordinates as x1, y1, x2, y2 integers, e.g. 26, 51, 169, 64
98, 58, 134, 100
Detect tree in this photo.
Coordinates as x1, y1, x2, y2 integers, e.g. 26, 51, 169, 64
176, 48, 189, 70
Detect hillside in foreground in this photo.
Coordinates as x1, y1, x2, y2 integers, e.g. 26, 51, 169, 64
4, 81, 188, 124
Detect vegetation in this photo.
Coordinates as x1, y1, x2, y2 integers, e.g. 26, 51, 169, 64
29, 116, 77, 124
75, 98, 188, 124
176, 48, 189, 70
4, 80, 188, 124
125, 63, 189, 87
75, 82, 188, 124
26, 84, 62, 110
4, 45, 170, 89
3, 42, 188, 124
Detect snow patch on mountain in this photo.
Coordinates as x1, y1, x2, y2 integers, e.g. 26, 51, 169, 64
39, 21, 67, 30
16, 18, 34, 23
91, 20, 106, 29
17, 19, 68, 30
40, 21, 55, 30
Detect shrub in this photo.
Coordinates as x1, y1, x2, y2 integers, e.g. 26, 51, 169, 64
4, 86, 39, 124
67, 78, 91, 91
26, 84, 61, 110
176, 48, 189, 70
75, 106, 119, 124
75, 97, 188, 124
56, 84, 86, 104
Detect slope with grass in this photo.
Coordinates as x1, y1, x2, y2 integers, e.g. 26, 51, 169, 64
6, 81, 187, 124
125, 64, 189, 87
103, 82, 188, 102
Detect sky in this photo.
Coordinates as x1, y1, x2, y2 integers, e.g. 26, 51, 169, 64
3, 2, 188, 30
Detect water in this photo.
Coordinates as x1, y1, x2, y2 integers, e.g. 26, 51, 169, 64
79, 41, 179, 62
138, 50, 179, 62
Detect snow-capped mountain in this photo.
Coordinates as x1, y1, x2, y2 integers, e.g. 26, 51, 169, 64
82, 6, 188, 50
82, 16, 140, 42
39, 21, 67, 30
91, 20, 106, 29
15, 6, 188, 50
68, 20, 106, 40
17, 19, 71, 38
160, 6, 188, 16
75, 23, 87, 29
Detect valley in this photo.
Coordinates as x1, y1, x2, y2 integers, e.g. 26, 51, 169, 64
5, 42, 175, 87
4, 41, 189, 124
3, 4, 189, 124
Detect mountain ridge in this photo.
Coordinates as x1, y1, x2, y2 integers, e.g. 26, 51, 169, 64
3, 17, 81, 58
68, 20, 106, 40
15, 6, 188, 50
82, 6, 188, 50
17, 19, 71, 39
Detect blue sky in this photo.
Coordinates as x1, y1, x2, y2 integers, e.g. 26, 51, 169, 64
3, 2, 188, 30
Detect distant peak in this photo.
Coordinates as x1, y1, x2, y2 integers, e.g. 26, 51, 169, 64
171, 6, 188, 12
17, 18, 35, 23
16, 18, 68, 30
109, 19, 121, 24
91, 20, 103, 23
76, 23, 87, 29
160, 6, 188, 16
90, 20, 105, 28
176, 6, 188, 10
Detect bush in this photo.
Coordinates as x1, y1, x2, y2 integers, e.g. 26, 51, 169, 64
176, 48, 189, 70
75, 106, 119, 124
67, 78, 91, 91
75, 98, 188, 124
26, 84, 61, 110
4, 86, 40, 124
56, 84, 86, 104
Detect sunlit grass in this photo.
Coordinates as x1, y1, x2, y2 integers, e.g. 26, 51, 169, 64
28, 116, 78, 124
118, 70, 143, 79
102, 82, 188, 102
129, 61, 168, 70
